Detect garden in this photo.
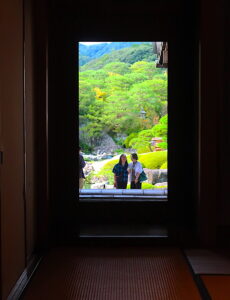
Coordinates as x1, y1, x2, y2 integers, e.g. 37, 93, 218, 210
79, 42, 168, 189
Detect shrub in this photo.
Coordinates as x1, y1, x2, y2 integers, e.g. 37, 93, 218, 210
124, 132, 138, 148
113, 137, 125, 147
160, 161, 167, 169
97, 158, 119, 184
138, 129, 154, 138
129, 136, 152, 153
127, 182, 155, 189
153, 185, 167, 189
114, 148, 125, 155
139, 151, 167, 169
152, 114, 168, 141
158, 142, 167, 150
137, 147, 151, 154
79, 141, 93, 154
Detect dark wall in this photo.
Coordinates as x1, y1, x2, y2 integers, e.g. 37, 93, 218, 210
198, 0, 230, 245
48, 0, 199, 241
0, 1, 26, 298
0, 0, 48, 297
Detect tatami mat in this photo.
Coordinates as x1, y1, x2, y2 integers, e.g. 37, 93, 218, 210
185, 249, 230, 274
22, 247, 201, 300
201, 275, 230, 300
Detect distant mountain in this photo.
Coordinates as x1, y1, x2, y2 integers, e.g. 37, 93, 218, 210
79, 42, 155, 66
80, 44, 157, 71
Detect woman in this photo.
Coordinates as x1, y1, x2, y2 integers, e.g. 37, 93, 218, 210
128, 153, 143, 189
112, 154, 128, 189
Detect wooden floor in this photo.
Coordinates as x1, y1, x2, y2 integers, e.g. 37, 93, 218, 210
21, 247, 201, 300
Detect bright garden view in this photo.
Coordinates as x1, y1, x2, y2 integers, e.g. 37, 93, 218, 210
79, 42, 167, 190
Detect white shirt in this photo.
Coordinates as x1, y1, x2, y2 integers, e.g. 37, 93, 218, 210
128, 161, 143, 181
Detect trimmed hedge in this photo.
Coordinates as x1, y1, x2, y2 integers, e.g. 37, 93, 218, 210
94, 151, 167, 185
139, 151, 167, 169
127, 182, 155, 189
160, 161, 167, 169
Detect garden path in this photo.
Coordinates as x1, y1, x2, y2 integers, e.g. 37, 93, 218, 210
91, 154, 120, 172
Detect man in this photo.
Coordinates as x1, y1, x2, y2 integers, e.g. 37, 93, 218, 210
79, 147, 86, 189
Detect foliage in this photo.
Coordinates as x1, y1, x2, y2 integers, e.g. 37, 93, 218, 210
97, 158, 119, 184
160, 161, 168, 169
158, 142, 168, 150
79, 42, 154, 63
129, 137, 152, 154
152, 185, 167, 189
139, 151, 167, 169
127, 182, 155, 189
79, 43, 167, 150
124, 132, 139, 148
79, 141, 93, 154
80, 43, 157, 71
79, 55, 91, 66
103, 62, 130, 75
152, 114, 168, 138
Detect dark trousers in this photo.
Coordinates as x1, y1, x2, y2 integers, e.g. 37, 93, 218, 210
116, 181, 127, 189
131, 181, 142, 189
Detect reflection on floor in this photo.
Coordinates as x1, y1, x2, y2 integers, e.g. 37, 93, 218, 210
79, 224, 168, 238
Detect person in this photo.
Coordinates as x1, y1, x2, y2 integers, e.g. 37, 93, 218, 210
79, 147, 86, 189
128, 153, 143, 189
112, 154, 128, 189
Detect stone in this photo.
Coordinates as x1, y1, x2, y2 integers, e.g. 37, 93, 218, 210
91, 182, 108, 189
154, 182, 168, 187
94, 133, 120, 154
83, 162, 94, 177
143, 168, 168, 185
105, 184, 114, 189
157, 169, 167, 183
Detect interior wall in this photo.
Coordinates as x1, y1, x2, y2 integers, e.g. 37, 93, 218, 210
24, 0, 36, 262
0, 0, 26, 298
198, 0, 229, 245
0, 0, 44, 297
218, 0, 230, 227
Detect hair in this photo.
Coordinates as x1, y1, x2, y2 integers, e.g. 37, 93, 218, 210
131, 153, 138, 160
119, 154, 128, 167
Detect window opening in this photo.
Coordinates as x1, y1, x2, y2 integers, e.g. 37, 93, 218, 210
79, 41, 168, 196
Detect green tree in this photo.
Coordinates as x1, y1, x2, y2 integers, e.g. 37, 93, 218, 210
103, 62, 130, 75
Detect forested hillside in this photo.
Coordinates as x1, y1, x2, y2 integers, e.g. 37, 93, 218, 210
79, 42, 167, 154
79, 42, 156, 67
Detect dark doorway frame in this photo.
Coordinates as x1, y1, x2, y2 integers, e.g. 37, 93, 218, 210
48, 1, 199, 244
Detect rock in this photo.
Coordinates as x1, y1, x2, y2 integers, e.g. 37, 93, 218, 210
91, 182, 108, 189
105, 184, 114, 189
91, 175, 108, 184
94, 133, 120, 154
155, 182, 168, 187
83, 162, 94, 177
143, 168, 168, 185
157, 169, 167, 183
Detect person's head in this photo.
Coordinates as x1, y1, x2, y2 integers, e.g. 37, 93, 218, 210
131, 153, 138, 162
119, 154, 128, 165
